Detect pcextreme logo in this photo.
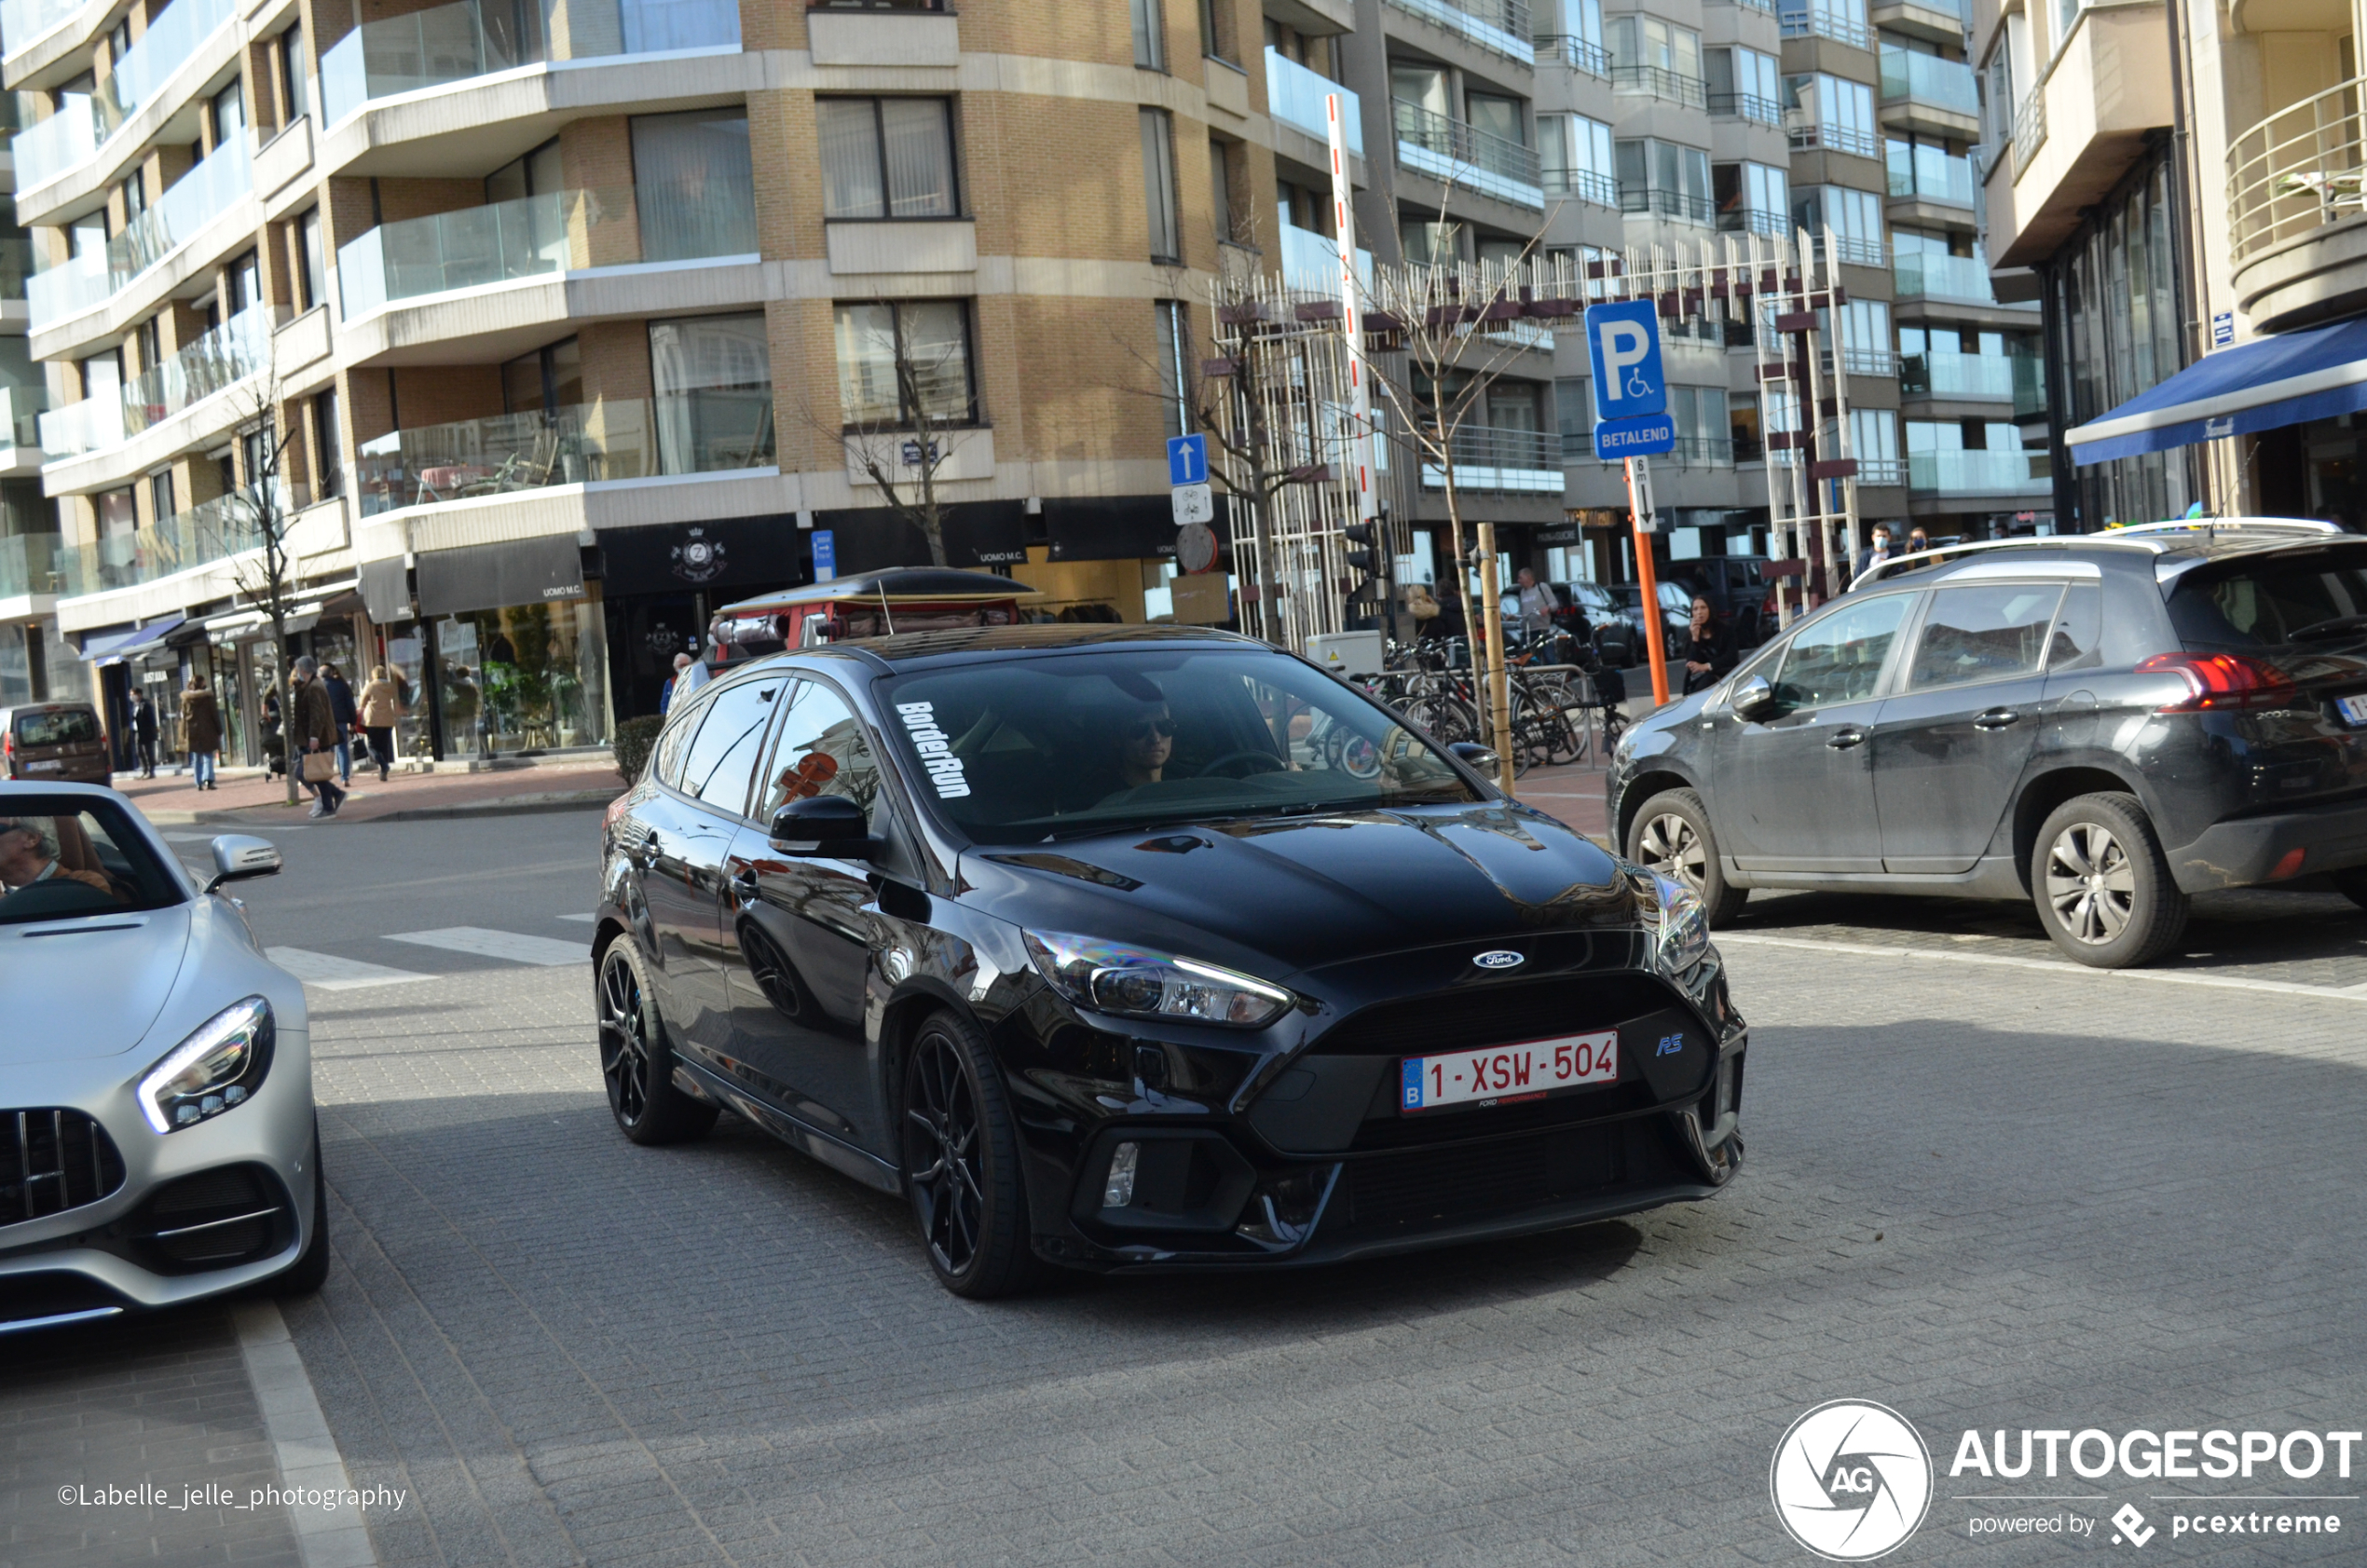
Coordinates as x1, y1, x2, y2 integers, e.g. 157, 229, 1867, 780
1771, 1400, 1935, 1561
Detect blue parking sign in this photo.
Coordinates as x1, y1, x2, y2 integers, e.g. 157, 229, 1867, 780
1585, 301, 1665, 422
1167, 433, 1209, 487
812, 528, 836, 583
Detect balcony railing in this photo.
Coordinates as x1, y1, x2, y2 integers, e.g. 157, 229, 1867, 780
1908, 449, 2051, 493
1779, 1, 1871, 48
0, 531, 66, 599
12, 93, 96, 187
320, 0, 742, 126
1535, 34, 1609, 76
36, 389, 122, 457
1392, 99, 1544, 209
1829, 234, 1886, 266
0, 236, 31, 303
1855, 456, 1906, 485
1666, 434, 1734, 467
2229, 73, 2367, 267
1, 0, 85, 58
1265, 48, 1363, 157
1835, 346, 1897, 377
2011, 90, 2046, 175
0, 386, 46, 449
1421, 424, 1561, 493
12, 0, 239, 189
2013, 354, 2045, 415
1278, 223, 1375, 295
1382, 0, 1535, 65
1887, 143, 1976, 206
1786, 112, 1879, 160
1620, 184, 1716, 225
1893, 251, 1984, 299
1709, 91, 1782, 125
26, 137, 252, 327
1545, 167, 1620, 207
1717, 203, 1789, 237
1900, 349, 2034, 401
1730, 0, 1776, 12
353, 396, 773, 516
54, 485, 291, 600
1880, 48, 1977, 116
1609, 63, 1707, 109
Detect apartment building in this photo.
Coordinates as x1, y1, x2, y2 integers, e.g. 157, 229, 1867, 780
7, 0, 1329, 763
0, 88, 79, 720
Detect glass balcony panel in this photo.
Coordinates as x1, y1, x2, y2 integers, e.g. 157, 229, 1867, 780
119, 307, 276, 437
1264, 48, 1363, 156
36, 390, 125, 457
1, 0, 85, 56
1908, 449, 2051, 492
105, 135, 253, 284
1380, 0, 1534, 65
12, 93, 97, 188
0, 532, 65, 598
1279, 223, 1375, 293
1893, 251, 1998, 300
2013, 353, 2045, 415
340, 188, 578, 318
0, 236, 32, 303
1898, 349, 2031, 400
1885, 143, 1975, 205
53, 485, 290, 598
351, 397, 769, 516
1879, 48, 1977, 115
0, 385, 47, 448
654, 388, 773, 475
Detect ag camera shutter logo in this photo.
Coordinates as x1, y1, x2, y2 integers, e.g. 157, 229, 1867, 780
1771, 1400, 1934, 1561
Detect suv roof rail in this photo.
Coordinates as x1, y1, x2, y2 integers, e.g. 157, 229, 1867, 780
2101, 517, 2341, 538
1849, 534, 2154, 591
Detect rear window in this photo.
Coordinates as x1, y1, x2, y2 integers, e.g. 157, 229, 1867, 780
14, 708, 100, 746
2168, 548, 2367, 648
0, 799, 185, 925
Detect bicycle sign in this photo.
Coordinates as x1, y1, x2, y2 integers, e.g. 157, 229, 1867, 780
1584, 300, 1665, 421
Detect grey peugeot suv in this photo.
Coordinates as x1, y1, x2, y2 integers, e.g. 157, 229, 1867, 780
1607, 520, 2367, 968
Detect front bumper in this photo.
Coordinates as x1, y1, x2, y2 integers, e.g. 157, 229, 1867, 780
2168, 793, 2367, 892
0, 1029, 319, 1328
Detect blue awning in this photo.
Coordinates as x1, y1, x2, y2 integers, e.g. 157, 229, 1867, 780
79, 614, 183, 663
2066, 314, 2367, 465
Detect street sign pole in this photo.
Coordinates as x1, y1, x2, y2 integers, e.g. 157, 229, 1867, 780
1625, 457, 1672, 706
1327, 91, 1384, 641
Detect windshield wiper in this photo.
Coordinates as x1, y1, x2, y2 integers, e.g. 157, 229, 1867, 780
2289, 613, 2367, 642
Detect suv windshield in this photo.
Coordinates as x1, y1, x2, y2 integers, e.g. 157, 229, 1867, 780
879, 648, 1485, 844
2168, 546, 2367, 648
0, 798, 185, 925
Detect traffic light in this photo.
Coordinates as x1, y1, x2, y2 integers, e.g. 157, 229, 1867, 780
1343, 517, 1390, 629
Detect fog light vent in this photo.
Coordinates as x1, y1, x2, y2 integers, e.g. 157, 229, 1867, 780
1102, 1142, 1139, 1207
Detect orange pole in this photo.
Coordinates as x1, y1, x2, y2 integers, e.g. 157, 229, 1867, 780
1627, 457, 1672, 706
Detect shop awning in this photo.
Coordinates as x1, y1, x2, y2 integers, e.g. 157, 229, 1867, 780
2067, 314, 2367, 465
79, 615, 183, 663
415, 535, 585, 619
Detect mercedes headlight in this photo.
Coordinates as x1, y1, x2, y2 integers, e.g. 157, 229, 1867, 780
1023, 931, 1293, 1029
135, 997, 274, 1134
1633, 871, 1711, 977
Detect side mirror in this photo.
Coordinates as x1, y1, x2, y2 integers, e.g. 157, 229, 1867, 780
1447, 741, 1500, 775
1730, 674, 1779, 721
769, 795, 877, 858
202, 835, 280, 894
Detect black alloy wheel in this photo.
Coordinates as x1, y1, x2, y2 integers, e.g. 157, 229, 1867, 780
901, 1011, 1036, 1298
595, 940, 718, 1145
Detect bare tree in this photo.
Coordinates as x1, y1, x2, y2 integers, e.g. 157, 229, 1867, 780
801, 310, 974, 569
208, 353, 308, 807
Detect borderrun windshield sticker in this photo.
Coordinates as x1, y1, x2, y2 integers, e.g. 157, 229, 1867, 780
895, 702, 971, 798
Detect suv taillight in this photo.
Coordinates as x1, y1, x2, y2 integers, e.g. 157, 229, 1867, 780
2136, 651, 2299, 712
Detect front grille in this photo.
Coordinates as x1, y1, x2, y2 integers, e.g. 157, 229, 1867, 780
1312, 974, 1679, 1056
0, 1109, 127, 1227
1345, 1124, 1623, 1232
137, 1166, 293, 1271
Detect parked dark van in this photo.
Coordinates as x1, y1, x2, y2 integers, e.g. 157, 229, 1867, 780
1, 703, 111, 784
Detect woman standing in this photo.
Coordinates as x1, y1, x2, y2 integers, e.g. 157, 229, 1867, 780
1679, 594, 1736, 696
180, 675, 222, 790
357, 664, 404, 783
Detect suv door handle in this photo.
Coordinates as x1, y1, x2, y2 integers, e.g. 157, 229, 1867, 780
1826, 728, 1867, 749
730, 865, 759, 901
1973, 708, 2021, 729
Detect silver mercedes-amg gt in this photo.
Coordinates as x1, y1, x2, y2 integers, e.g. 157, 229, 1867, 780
0, 782, 324, 1331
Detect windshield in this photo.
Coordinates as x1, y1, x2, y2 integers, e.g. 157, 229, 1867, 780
878, 647, 1485, 844
13, 708, 100, 746
0, 798, 185, 925
2168, 546, 2367, 648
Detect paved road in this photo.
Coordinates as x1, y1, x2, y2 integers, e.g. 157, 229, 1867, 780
9, 807, 2366, 1566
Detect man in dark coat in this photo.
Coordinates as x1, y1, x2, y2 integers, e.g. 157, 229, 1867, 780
130, 691, 158, 776
179, 675, 222, 790
322, 662, 358, 785
291, 656, 346, 817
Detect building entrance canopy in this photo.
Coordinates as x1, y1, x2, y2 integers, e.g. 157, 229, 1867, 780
2068, 315, 2367, 465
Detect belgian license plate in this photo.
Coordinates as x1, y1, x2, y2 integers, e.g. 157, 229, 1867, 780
24, 759, 60, 771
1401, 1030, 1619, 1113
2339, 693, 2367, 727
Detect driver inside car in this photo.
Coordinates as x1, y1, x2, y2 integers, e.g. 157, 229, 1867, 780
1114, 704, 1175, 789
0, 815, 115, 907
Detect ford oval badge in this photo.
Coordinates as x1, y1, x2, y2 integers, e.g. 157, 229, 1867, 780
1472, 949, 1525, 970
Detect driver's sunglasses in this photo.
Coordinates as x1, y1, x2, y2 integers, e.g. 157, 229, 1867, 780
1124, 716, 1176, 741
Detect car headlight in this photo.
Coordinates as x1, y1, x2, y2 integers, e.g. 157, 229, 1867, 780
1023, 931, 1293, 1029
135, 997, 274, 1134
1631, 871, 1711, 976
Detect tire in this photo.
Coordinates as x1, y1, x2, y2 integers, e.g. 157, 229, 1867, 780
2031, 792, 2189, 968
1626, 787, 1748, 925
595, 938, 719, 1145
269, 1129, 330, 1298
2333, 866, 2367, 913
901, 1008, 1039, 1299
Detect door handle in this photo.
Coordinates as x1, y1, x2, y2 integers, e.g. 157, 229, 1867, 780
1973, 708, 2021, 729
631, 833, 657, 869
1825, 728, 1867, 749
731, 865, 759, 902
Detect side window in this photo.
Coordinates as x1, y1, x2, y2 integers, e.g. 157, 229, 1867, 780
1768, 593, 1913, 713
2047, 582, 2103, 671
759, 681, 882, 826
1907, 583, 2064, 689
653, 692, 715, 786
675, 674, 790, 813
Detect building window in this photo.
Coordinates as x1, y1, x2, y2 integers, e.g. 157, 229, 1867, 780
98, 485, 135, 535
147, 470, 172, 523
1131, 0, 1165, 70
227, 251, 262, 314
650, 313, 775, 473
1155, 300, 1188, 442
119, 171, 144, 222
1793, 185, 1885, 265
503, 337, 582, 415
1198, 0, 1233, 62
1401, 219, 1457, 264
1714, 161, 1788, 236
833, 300, 976, 428
1706, 46, 1781, 120
1540, 114, 1617, 204
1784, 74, 1876, 159
1140, 108, 1180, 261
280, 25, 308, 121
817, 98, 958, 220
312, 389, 341, 498
631, 110, 758, 259
1607, 15, 1703, 102
1210, 136, 1238, 244
211, 78, 244, 156
294, 208, 324, 312
1615, 138, 1714, 225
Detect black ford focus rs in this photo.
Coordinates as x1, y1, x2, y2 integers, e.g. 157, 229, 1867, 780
593, 623, 1747, 1297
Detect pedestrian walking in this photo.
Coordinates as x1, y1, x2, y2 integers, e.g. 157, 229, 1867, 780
290, 656, 346, 817
1679, 594, 1736, 696
677, 643, 711, 698
357, 664, 404, 783
130, 690, 158, 777
179, 675, 222, 791
322, 662, 358, 785
660, 652, 691, 715
1854, 523, 1895, 583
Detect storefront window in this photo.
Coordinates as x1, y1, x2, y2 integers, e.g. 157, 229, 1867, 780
2056, 153, 2193, 529
433, 596, 609, 756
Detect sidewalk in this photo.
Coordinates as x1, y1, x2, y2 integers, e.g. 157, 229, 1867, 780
1505, 757, 1609, 843
113, 755, 627, 826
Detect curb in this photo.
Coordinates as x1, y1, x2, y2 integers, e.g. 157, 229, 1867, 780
140, 787, 622, 827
